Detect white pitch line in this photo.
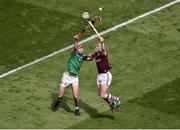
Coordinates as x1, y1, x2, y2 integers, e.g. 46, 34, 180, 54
0, 0, 179, 79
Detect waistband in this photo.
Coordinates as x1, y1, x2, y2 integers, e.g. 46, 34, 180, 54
64, 72, 78, 77
98, 71, 110, 74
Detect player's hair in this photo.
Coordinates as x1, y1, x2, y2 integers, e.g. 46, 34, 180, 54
74, 43, 83, 51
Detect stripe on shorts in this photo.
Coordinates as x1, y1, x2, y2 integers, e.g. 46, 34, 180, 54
106, 72, 109, 86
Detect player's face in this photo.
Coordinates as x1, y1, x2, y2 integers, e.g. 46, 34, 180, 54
95, 44, 102, 52
77, 48, 84, 54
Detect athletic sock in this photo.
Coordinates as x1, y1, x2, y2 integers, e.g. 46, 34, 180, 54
113, 96, 119, 102
107, 93, 112, 100
105, 94, 120, 104
74, 97, 79, 108
75, 107, 79, 110
109, 94, 119, 101
103, 93, 113, 105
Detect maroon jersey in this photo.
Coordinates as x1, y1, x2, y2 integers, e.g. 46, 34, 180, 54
94, 52, 111, 73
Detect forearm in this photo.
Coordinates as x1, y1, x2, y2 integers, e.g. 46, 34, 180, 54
99, 40, 107, 56
84, 53, 95, 61
74, 18, 98, 41
100, 41, 106, 51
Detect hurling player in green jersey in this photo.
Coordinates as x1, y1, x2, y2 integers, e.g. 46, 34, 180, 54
52, 42, 91, 116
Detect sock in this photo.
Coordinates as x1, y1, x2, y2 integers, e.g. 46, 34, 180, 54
107, 93, 112, 100
109, 94, 119, 101
113, 96, 119, 102
74, 97, 79, 109
103, 93, 113, 105
75, 106, 79, 110
104, 93, 120, 105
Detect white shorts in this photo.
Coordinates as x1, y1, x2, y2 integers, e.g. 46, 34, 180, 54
97, 71, 112, 86
60, 72, 79, 87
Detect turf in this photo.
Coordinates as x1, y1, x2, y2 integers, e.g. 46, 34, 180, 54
0, 0, 173, 74
69, 3, 180, 128
0, 0, 180, 129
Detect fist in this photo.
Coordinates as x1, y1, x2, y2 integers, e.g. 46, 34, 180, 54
94, 16, 102, 22
99, 37, 104, 42
74, 34, 80, 40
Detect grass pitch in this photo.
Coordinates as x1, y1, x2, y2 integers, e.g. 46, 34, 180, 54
0, 0, 173, 73
0, 0, 180, 128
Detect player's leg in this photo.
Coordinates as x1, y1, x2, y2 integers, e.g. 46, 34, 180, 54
52, 73, 69, 110
106, 72, 121, 109
71, 75, 80, 116
97, 72, 120, 112
97, 84, 112, 104
96, 84, 101, 96
98, 85, 108, 98
54, 85, 65, 107
116, 96, 121, 108
100, 85, 120, 112
97, 73, 112, 103
106, 72, 120, 105
98, 85, 111, 104
97, 84, 109, 104
71, 83, 80, 116
97, 84, 112, 105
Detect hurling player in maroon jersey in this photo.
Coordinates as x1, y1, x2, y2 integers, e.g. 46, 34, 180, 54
87, 37, 121, 112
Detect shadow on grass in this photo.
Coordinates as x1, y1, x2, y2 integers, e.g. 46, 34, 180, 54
128, 78, 180, 117
51, 93, 74, 113
51, 93, 114, 119
80, 99, 115, 119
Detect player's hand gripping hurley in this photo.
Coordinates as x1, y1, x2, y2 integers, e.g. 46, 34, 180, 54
82, 12, 101, 40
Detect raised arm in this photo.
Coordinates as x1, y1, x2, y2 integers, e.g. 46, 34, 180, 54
98, 37, 107, 56
74, 16, 102, 41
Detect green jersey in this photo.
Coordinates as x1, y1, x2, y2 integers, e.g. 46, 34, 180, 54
65, 52, 85, 75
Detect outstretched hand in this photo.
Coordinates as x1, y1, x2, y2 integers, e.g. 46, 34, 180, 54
99, 36, 104, 42
74, 33, 81, 41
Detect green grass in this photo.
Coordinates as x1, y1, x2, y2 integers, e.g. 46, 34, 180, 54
0, 0, 180, 129
0, 0, 83, 73
68, 3, 180, 128
0, 0, 173, 73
